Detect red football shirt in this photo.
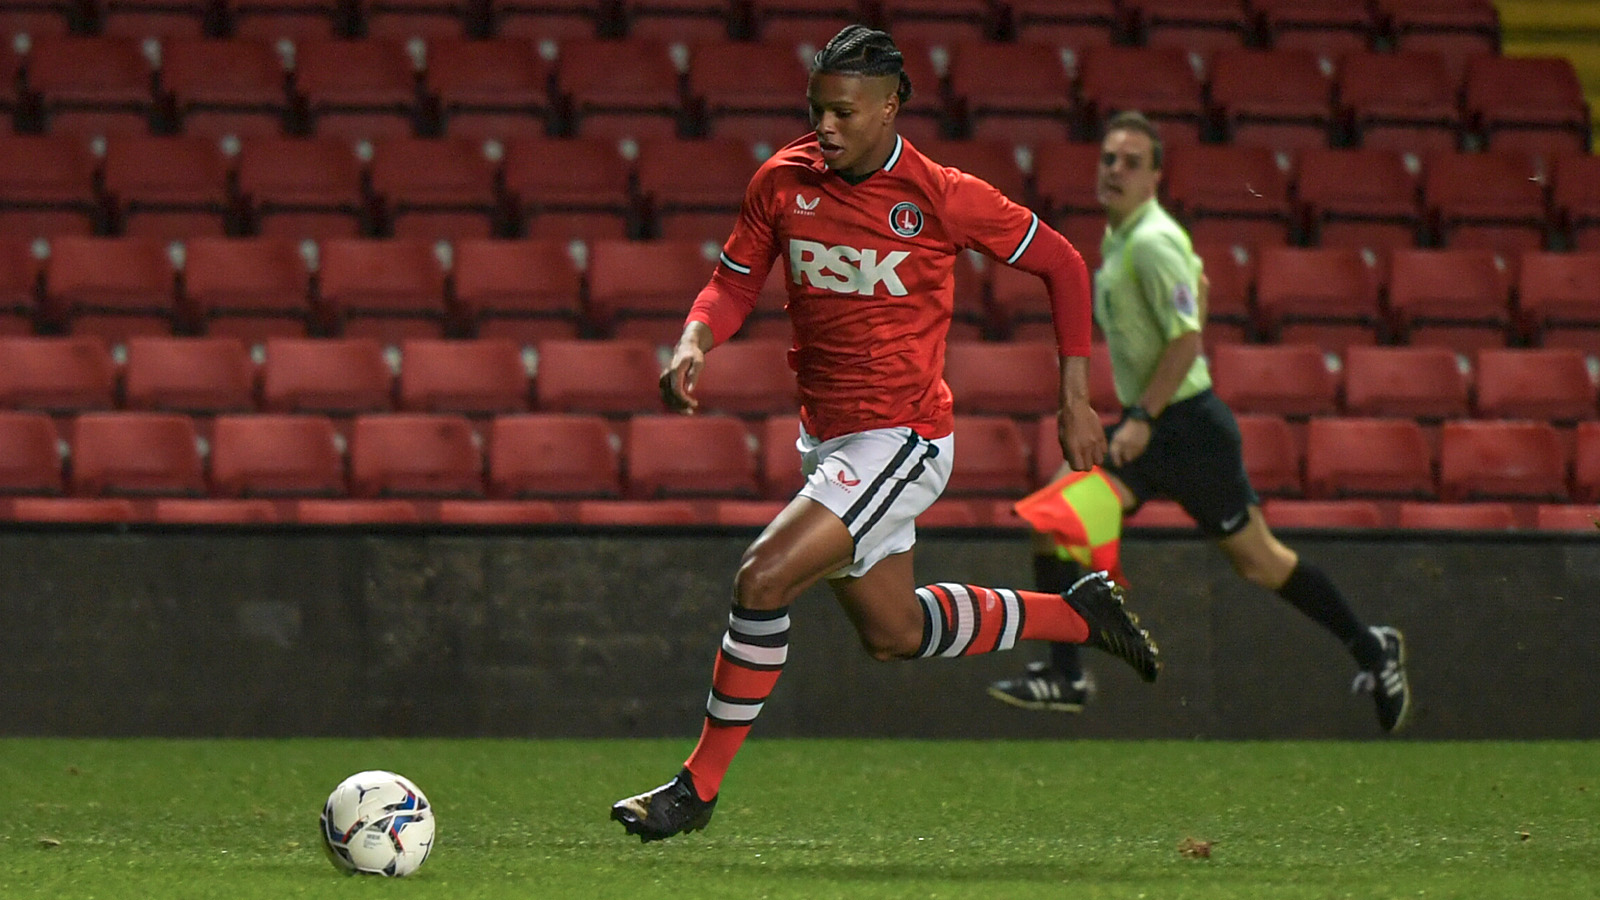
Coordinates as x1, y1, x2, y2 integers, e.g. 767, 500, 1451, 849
691, 133, 1085, 441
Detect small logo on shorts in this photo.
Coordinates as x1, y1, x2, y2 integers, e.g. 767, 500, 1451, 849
831, 468, 861, 489
888, 201, 923, 237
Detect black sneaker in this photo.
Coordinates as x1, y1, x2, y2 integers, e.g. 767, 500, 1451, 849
611, 769, 717, 843
1352, 625, 1412, 734
1062, 571, 1160, 683
987, 661, 1094, 712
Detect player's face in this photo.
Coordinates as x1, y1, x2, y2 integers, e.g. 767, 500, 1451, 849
1096, 129, 1161, 224
807, 71, 900, 179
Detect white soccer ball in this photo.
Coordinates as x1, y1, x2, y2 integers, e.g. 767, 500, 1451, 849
319, 770, 436, 877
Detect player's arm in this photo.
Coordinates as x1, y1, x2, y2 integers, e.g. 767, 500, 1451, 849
1108, 236, 1203, 465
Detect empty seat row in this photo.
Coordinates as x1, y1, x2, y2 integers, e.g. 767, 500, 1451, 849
0, 35, 1574, 151
1, 410, 1595, 513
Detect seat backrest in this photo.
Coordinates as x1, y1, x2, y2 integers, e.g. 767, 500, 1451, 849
943, 340, 1060, 416
636, 138, 761, 209
1305, 416, 1434, 498
69, 412, 206, 496
1165, 143, 1293, 220
261, 337, 394, 413
294, 38, 416, 105
694, 337, 798, 416
487, 413, 621, 497
235, 136, 364, 205
1236, 412, 1302, 496
556, 38, 679, 108
1209, 47, 1332, 111
759, 413, 803, 499
0, 335, 117, 412
1439, 420, 1568, 502
1341, 344, 1469, 418
584, 239, 717, 327
452, 238, 584, 321
348, 413, 483, 497
425, 37, 551, 105
44, 236, 178, 315
210, 413, 345, 497
1574, 421, 1600, 503
1518, 251, 1600, 326
101, 135, 231, 205
625, 413, 759, 499
1474, 348, 1597, 421
397, 338, 530, 414
123, 336, 256, 413
1387, 248, 1512, 327
500, 136, 633, 209
1254, 246, 1380, 326
532, 338, 661, 413
1424, 150, 1546, 221
183, 236, 314, 317
944, 414, 1030, 496
317, 238, 450, 317
1295, 146, 1420, 221
0, 411, 64, 494
1211, 343, 1340, 416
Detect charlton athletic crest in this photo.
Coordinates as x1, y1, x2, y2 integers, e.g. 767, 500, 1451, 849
889, 201, 923, 237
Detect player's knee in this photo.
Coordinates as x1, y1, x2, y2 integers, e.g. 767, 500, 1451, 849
732, 552, 790, 611
857, 626, 919, 662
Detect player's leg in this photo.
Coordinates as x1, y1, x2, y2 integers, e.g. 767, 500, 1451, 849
1217, 510, 1412, 733
611, 495, 854, 842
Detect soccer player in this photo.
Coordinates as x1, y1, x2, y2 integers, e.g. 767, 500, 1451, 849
986, 111, 1413, 734
610, 25, 1160, 842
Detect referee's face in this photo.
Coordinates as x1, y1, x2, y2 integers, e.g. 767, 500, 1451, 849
1097, 128, 1161, 226
808, 71, 900, 179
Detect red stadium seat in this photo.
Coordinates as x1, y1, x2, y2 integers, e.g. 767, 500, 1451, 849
625, 414, 759, 499
687, 39, 810, 141
694, 338, 797, 416
292, 498, 422, 523
500, 136, 633, 238
1295, 147, 1422, 249
362, 0, 475, 39
1465, 56, 1589, 156
348, 413, 482, 497
1305, 417, 1433, 499
1423, 150, 1548, 253
1337, 51, 1461, 153
1192, 241, 1255, 333
8, 497, 138, 522
425, 37, 552, 138
1386, 248, 1513, 352
1517, 252, 1600, 350
123, 336, 256, 414
235, 136, 368, 238
1031, 141, 1106, 220
1164, 143, 1294, 243
1253, 246, 1381, 350
572, 498, 700, 525
26, 35, 155, 134
532, 338, 661, 414
260, 337, 394, 413
1473, 348, 1597, 423
0, 134, 99, 236
1236, 413, 1302, 496
1077, 45, 1205, 143
0, 335, 117, 413
209, 413, 345, 497
318, 238, 452, 343
1008, 0, 1119, 46
759, 413, 803, 499
1341, 344, 1468, 419
434, 499, 565, 523
1126, 0, 1252, 52
491, 0, 604, 39
877, 0, 994, 43
0, 236, 41, 334
487, 412, 621, 497
151, 498, 281, 523
916, 138, 1031, 209
159, 37, 291, 138
397, 338, 529, 414
1254, 0, 1375, 55
69, 412, 206, 497
367, 136, 504, 239
1577, 422, 1600, 503
635, 138, 762, 240
945, 40, 1075, 144
43, 236, 181, 343
1533, 504, 1599, 532
222, 0, 342, 39
746, 0, 858, 43
0, 411, 64, 495
943, 340, 1060, 416
453, 238, 584, 344
95, 0, 209, 37
945, 414, 1031, 496
1396, 501, 1515, 531
100, 135, 233, 238
293, 38, 421, 139
1376, 0, 1500, 70
584, 239, 716, 341
183, 237, 317, 344
1552, 154, 1600, 251
619, 0, 735, 41
1211, 343, 1339, 416
555, 38, 683, 140
1261, 498, 1385, 528
1438, 420, 1568, 502
1208, 48, 1336, 150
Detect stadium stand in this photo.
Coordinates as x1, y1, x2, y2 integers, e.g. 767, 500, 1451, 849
27, 35, 156, 135
1304, 416, 1435, 499
1386, 247, 1514, 353
1295, 147, 1423, 250
100, 135, 234, 239
151, 498, 282, 523
42, 236, 182, 343
316, 237, 452, 343
70, 411, 207, 497
235, 136, 368, 238
945, 39, 1075, 144
1438, 420, 1569, 503
0, 336, 118, 413
1210, 343, 1340, 417
687, 39, 812, 141
1341, 344, 1470, 420
1396, 500, 1517, 530
692, 337, 797, 416
1253, 245, 1382, 350
625, 414, 760, 499
943, 415, 1031, 496
1208, 47, 1336, 150
1253, 0, 1376, 55
425, 37, 553, 139
260, 337, 394, 414
1336, 50, 1461, 153
452, 237, 585, 344
366, 136, 506, 239
122, 336, 256, 415
487, 413, 622, 498
396, 338, 530, 415
293, 38, 420, 139
183, 236, 318, 344
347, 412, 483, 498
500, 136, 634, 239
0, 134, 99, 237
1472, 347, 1597, 422
159, 37, 293, 138
1237, 412, 1304, 496
209, 413, 346, 497
531, 338, 661, 414
554, 38, 683, 139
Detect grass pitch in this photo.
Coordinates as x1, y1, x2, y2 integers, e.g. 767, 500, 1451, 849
1, 738, 1595, 900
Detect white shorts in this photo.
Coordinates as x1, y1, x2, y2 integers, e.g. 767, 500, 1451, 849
794, 425, 954, 579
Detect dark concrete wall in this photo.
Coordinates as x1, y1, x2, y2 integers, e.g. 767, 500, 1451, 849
1, 526, 1596, 739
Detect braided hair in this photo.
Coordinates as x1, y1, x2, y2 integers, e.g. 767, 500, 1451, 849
810, 24, 913, 105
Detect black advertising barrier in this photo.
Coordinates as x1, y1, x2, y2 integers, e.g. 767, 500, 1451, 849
0, 524, 1595, 739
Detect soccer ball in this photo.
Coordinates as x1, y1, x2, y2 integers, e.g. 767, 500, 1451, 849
319, 770, 436, 877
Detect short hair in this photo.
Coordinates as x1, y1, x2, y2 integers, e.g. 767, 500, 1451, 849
810, 24, 913, 105
1103, 110, 1164, 171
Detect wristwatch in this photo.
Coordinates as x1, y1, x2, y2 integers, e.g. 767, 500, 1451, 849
1124, 405, 1153, 424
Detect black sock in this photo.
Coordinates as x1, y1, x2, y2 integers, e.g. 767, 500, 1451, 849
1034, 553, 1086, 680
1276, 562, 1383, 669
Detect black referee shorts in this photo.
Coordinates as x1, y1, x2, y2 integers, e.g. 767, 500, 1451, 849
1107, 389, 1259, 538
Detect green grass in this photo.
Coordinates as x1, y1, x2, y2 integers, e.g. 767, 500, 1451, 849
1, 739, 1596, 899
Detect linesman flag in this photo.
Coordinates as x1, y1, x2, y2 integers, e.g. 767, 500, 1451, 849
1012, 466, 1126, 585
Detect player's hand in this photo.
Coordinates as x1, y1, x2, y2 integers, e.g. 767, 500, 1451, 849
659, 341, 705, 414
1108, 418, 1151, 467
1058, 397, 1107, 471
